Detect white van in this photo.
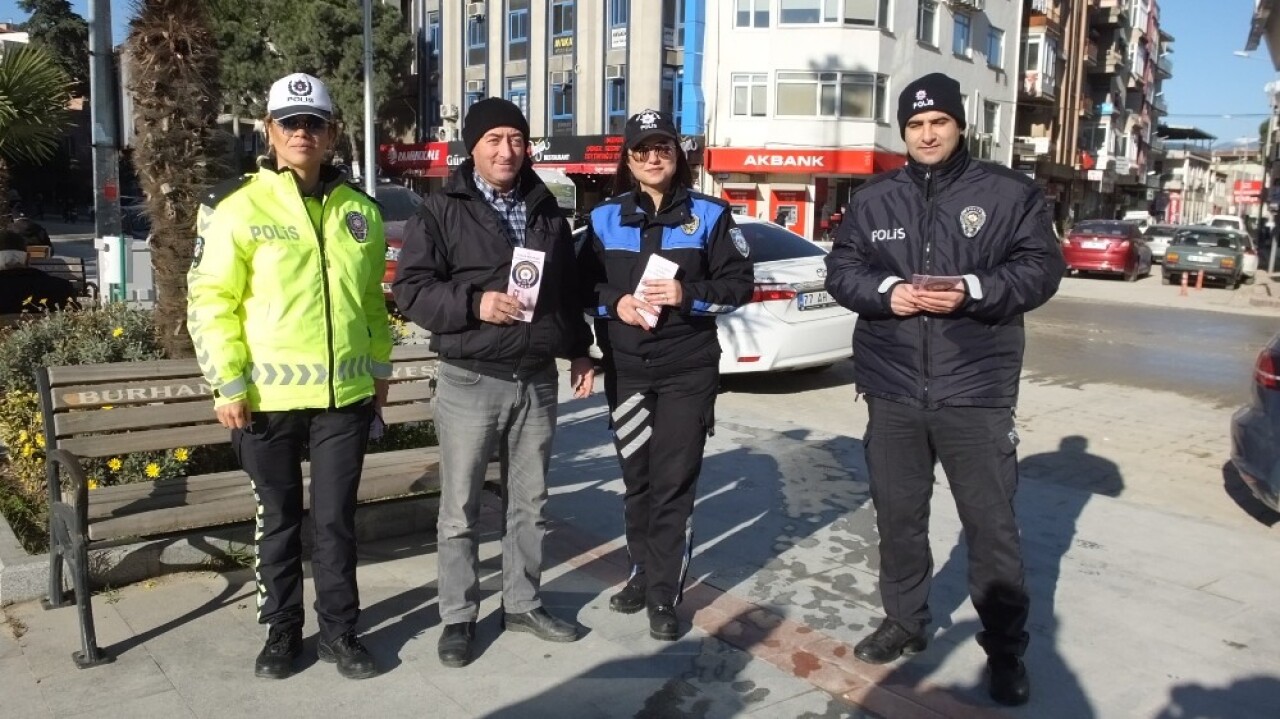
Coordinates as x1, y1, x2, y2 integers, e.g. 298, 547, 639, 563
1121, 211, 1155, 233
1198, 215, 1260, 282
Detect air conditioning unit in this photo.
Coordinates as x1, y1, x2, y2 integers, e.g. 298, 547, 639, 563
950, 0, 984, 11
439, 103, 459, 121
467, 2, 485, 19
605, 64, 624, 80
466, 79, 486, 93
549, 70, 573, 86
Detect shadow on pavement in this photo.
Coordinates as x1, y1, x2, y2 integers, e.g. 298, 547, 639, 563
1220, 460, 1280, 528
1153, 675, 1280, 719
875, 435, 1111, 717
718, 359, 856, 395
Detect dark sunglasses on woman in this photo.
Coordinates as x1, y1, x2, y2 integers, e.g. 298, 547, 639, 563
277, 116, 329, 133
630, 144, 676, 160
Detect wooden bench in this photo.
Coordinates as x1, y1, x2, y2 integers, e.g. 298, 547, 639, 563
36, 346, 450, 667
29, 256, 98, 302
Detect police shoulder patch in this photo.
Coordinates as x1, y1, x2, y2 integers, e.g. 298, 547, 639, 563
681, 215, 700, 235
191, 236, 205, 269
730, 227, 750, 258
346, 211, 369, 242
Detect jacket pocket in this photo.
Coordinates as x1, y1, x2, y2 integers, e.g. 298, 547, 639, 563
437, 362, 481, 387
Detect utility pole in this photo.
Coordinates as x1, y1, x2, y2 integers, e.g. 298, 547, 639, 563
363, 0, 376, 196
88, 0, 121, 245
1265, 82, 1279, 274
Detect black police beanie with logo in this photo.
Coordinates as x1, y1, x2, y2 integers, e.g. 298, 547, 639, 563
462, 97, 530, 153
896, 73, 967, 138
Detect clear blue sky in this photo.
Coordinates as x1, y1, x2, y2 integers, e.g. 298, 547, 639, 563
2, 0, 1277, 148
1161, 0, 1278, 146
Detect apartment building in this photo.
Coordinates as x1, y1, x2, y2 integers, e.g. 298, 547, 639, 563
1014, 0, 1172, 228
381, 0, 1021, 239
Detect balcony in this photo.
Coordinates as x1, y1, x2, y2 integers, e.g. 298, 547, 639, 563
1014, 135, 1053, 159
1153, 95, 1167, 115
1095, 101, 1119, 116
1156, 54, 1173, 78
1029, 0, 1062, 25
1091, 0, 1127, 28
1021, 69, 1058, 102
1103, 48, 1127, 73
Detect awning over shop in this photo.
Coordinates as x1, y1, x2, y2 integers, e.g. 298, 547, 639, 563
381, 133, 706, 179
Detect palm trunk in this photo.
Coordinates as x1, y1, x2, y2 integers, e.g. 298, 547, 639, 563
0, 157, 12, 227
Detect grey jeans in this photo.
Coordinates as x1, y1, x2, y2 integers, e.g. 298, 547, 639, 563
433, 360, 558, 624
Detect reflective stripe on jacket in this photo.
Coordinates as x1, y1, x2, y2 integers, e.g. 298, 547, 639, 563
187, 165, 393, 411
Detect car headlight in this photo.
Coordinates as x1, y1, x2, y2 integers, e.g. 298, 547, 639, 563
385, 246, 401, 262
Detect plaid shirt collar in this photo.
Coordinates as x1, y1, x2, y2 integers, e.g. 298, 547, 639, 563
473, 171, 527, 247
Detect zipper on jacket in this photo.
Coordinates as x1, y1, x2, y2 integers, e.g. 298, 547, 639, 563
312, 188, 338, 409
920, 169, 937, 407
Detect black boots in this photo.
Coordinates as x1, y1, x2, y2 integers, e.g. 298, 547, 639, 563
987, 654, 1031, 706
648, 604, 679, 641
853, 619, 928, 664
317, 631, 379, 680
438, 621, 476, 668
609, 575, 646, 614
254, 625, 303, 679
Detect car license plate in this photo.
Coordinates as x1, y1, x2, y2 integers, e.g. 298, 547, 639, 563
1187, 254, 1210, 263
798, 291, 835, 310
1083, 241, 1108, 249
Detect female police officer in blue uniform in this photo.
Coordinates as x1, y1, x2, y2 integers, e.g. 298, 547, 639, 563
578, 110, 753, 640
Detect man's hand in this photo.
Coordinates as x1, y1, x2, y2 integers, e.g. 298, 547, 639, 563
373, 378, 390, 409
616, 294, 658, 330
216, 400, 252, 430
889, 284, 921, 317
569, 357, 596, 399
642, 279, 684, 308
913, 282, 966, 315
479, 291, 524, 325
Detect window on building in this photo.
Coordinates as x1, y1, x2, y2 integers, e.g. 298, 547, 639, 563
662, 66, 684, 128
428, 11, 440, 57
607, 78, 627, 134
508, 0, 529, 62
663, 0, 685, 47
776, 71, 887, 120
735, 0, 769, 28
987, 27, 1004, 68
953, 13, 971, 57
917, 1, 937, 45
779, 0, 889, 26
552, 0, 575, 38
507, 77, 528, 117
731, 73, 768, 117
1021, 35, 1041, 73
467, 17, 486, 66
466, 91, 483, 111
610, 0, 628, 27
550, 81, 574, 136
983, 100, 999, 138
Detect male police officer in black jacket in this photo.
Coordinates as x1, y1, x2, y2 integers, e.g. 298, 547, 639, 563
825, 73, 1064, 707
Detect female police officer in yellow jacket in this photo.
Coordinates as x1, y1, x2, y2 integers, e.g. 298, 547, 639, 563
187, 73, 392, 681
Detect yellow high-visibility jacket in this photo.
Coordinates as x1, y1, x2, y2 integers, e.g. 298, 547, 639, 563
187, 164, 393, 411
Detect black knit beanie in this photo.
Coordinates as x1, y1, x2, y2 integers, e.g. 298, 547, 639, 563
462, 97, 530, 152
897, 73, 967, 138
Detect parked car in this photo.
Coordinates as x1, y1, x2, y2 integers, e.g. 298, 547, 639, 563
1200, 214, 1248, 233
578, 216, 856, 375
1162, 227, 1246, 288
1231, 331, 1280, 512
1061, 220, 1152, 281
1144, 224, 1177, 264
377, 183, 425, 305
1121, 210, 1155, 234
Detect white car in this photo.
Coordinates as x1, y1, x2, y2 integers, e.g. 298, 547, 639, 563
577, 216, 856, 374
1196, 216, 1260, 282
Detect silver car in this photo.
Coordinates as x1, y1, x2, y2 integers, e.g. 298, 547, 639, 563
1144, 224, 1177, 264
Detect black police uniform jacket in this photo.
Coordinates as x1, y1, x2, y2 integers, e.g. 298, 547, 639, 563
392, 160, 592, 377
580, 187, 754, 368
824, 145, 1065, 409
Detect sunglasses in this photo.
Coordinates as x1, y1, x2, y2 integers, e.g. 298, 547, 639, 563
629, 144, 677, 160
276, 116, 329, 133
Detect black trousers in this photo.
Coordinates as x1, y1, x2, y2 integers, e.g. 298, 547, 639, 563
863, 396, 1029, 657
605, 359, 718, 607
232, 401, 374, 640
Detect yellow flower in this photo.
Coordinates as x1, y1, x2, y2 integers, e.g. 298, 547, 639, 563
22, 296, 33, 306
145, 463, 161, 478
39, 297, 48, 305
107, 457, 123, 471
102, 405, 113, 410
17, 430, 28, 443
34, 434, 45, 448
173, 447, 190, 462
21, 445, 34, 458
87, 479, 99, 490
112, 327, 124, 338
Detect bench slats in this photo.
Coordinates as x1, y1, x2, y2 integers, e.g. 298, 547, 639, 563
86, 447, 497, 542
61, 423, 235, 458
47, 359, 202, 387
51, 376, 212, 411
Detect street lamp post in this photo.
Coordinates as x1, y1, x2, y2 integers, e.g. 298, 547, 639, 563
1265, 82, 1280, 274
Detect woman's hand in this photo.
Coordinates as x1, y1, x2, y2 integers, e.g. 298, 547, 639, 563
642, 279, 684, 308
616, 294, 658, 330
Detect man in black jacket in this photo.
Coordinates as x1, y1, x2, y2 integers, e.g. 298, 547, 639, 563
824, 73, 1064, 707
392, 98, 595, 668
0, 228, 77, 313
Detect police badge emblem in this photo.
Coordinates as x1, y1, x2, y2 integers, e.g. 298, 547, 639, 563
730, 227, 750, 258
346, 211, 369, 242
959, 206, 987, 238
681, 215, 700, 235
192, 236, 205, 268
511, 260, 541, 289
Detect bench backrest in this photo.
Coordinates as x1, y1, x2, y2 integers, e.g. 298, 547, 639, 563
36, 345, 438, 459
29, 257, 88, 292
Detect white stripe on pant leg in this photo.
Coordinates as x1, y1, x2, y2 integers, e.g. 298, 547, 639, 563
618, 426, 652, 459
613, 393, 644, 423
614, 408, 650, 444
675, 515, 694, 605
251, 484, 267, 614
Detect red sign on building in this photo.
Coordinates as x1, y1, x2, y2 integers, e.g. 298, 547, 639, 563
706, 147, 905, 175
1233, 179, 1263, 205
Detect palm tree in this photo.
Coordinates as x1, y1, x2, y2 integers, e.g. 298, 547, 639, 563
126, 0, 235, 358
0, 44, 72, 225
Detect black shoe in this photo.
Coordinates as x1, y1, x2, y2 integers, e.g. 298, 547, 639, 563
317, 631, 379, 680
987, 655, 1030, 706
254, 625, 302, 679
501, 607, 579, 642
853, 619, 927, 664
648, 604, 679, 641
609, 575, 646, 614
438, 621, 476, 668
